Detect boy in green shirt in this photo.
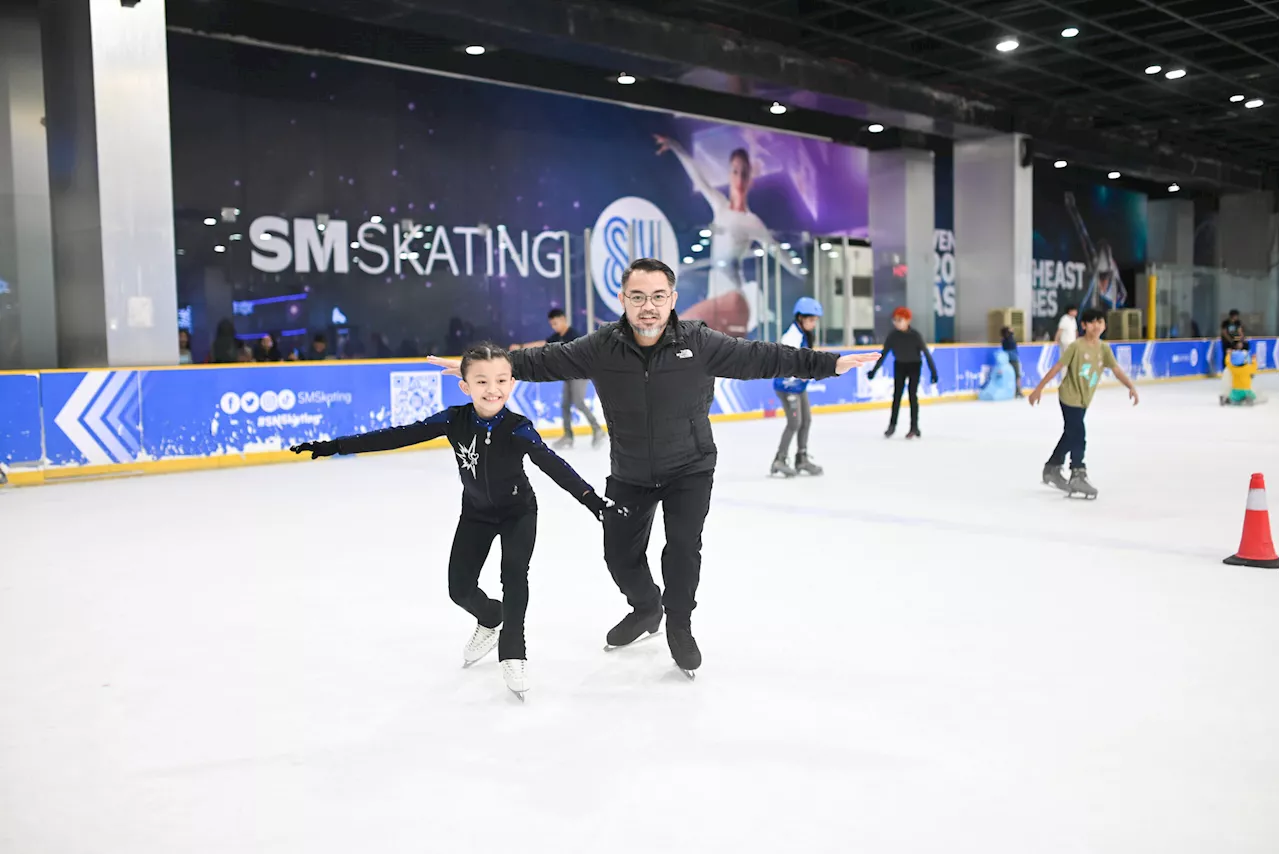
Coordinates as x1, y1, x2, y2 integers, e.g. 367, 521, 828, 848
1029, 308, 1139, 498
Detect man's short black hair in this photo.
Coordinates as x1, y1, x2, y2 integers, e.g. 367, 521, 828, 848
1228, 309, 1240, 317
547, 308, 566, 320
312, 333, 326, 344
1080, 308, 1107, 325
621, 257, 676, 289
1064, 304, 1078, 314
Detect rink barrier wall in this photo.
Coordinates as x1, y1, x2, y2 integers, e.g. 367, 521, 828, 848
2, 337, 1276, 487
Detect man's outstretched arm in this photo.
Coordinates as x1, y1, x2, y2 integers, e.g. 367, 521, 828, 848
700, 328, 876, 379
426, 334, 599, 381
508, 334, 598, 382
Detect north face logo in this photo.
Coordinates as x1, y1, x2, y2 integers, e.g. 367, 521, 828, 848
676, 349, 693, 359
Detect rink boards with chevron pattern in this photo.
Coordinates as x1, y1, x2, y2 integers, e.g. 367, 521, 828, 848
1, 338, 1275, 473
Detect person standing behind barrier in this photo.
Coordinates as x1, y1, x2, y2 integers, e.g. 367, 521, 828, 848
1056, 304, 1079, 353
513, 308, 604, 450
868, 307, 938, 439
1221, 309, 1245, 369
770, 297, 825, 478
1000, 326, 1023, 398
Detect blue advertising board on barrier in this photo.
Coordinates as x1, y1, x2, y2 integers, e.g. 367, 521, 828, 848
2, 337, 1276, 476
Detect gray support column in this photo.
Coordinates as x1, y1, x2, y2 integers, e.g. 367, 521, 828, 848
869, 148, 935, 341
0, 6, 57, 369
40, 0, 178, 367
1147, 199, 1194, 266
1217, 191, 1277, 273
954, 133, 1033, 342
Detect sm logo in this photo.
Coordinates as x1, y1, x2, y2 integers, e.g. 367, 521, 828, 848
590, 197, 679, 316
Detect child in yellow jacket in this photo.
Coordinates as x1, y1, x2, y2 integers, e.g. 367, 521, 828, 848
1220, 344, 1257, 406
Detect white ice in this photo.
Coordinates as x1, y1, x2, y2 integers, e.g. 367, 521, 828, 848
2, 376, 1277, 854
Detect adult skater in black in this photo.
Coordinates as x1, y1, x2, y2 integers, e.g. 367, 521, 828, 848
868, 306, 938, 439
430, 259, 876, 676
291, 343, 626, 699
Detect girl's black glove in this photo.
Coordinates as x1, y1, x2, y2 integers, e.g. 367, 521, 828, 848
291, 440, 339, 459
583, 492, 631, 522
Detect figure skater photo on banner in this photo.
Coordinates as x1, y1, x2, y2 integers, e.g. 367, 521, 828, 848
1065, 193, 1129, 311
654, 133, 803, 338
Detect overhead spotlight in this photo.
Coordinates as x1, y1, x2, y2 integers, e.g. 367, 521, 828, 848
1230, 94, 1245, 103
1165, 69, 1186, 80
820, 242, 832, 251
463, 45, 485, 56
791, 257, 802, 264
996, 38, 1019, 52
1245, 98, 1264, 109
203, 217, 216, 226
1168, 183, 1180, 192
683, 256, 694, 265
370, 215, 383, 224
769, 101, 787, 115
213, 245, 226, 253
350, 242, 359, 249
780, 242, 791, 250
229, 233, 242, 241
799, 268, 809, 275
868, 123, 885, 133
699, 229, 712, 237
220, 206, 239, 223
828, 250, 840, 258
753, 248, 765, 257
1054, 160, 1067, 168
1108, 171, 1121, 179
616, 73, 636, 85
1061, 27, 1079, 38
691, 244, 703, 252
1145, 65, 1162, 75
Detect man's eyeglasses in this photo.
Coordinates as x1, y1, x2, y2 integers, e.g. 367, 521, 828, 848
623, 291, 672, 307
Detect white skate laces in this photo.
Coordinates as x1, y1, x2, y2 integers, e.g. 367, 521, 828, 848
463, 624, 499, 666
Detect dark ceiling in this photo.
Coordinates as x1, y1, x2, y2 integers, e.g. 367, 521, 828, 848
171, 0, 1278, 194
612, 0, 1278, 187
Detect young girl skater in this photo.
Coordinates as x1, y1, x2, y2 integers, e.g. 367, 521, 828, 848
868, 307, 938, 438
771, 297, 825, 477
291, 343, 626, 699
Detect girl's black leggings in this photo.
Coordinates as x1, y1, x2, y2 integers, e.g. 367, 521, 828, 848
446, 512, 536, 660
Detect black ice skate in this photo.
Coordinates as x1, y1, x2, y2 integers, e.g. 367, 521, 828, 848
591, 429, 607, 449
794, 452, 824, 476
1042, 464, 1069, 492
884, 426, 896, 438
905, 428, 921, 439
666, 619, 701, 679
1066, 467, 1098, 500
770, 454, 797, 478
604, 607, 663, 651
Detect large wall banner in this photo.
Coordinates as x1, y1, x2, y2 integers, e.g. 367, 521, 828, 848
168, 35, 869, 359
1032, 172, 1148, 339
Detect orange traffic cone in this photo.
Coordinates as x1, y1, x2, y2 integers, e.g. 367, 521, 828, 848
1224, 473, 1279, 569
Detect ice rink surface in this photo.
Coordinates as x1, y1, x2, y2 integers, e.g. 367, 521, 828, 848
2, 376, 1277, 854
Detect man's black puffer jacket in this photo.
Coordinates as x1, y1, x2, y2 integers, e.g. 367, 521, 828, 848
509, 314, 841, 487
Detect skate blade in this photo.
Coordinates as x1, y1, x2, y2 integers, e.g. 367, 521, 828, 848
1065, 492, 1097, 500
678, 668, 696, 681
603, 630, 664, 652
508, 688, 527, 702
462, 647, 498, 668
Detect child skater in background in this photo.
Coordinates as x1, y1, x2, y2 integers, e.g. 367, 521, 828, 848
1028, 309, 1139, 499
868, 307, 938, 439
291, 343, 628, 700
771, 297, 825, 478
1220, 342, 1258, 406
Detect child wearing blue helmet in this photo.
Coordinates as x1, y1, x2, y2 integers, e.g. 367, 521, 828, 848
1220, 343, 1258, 406
771, 297, 825, 477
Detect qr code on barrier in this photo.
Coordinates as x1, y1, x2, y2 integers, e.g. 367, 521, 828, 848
390, 371, 443, 427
